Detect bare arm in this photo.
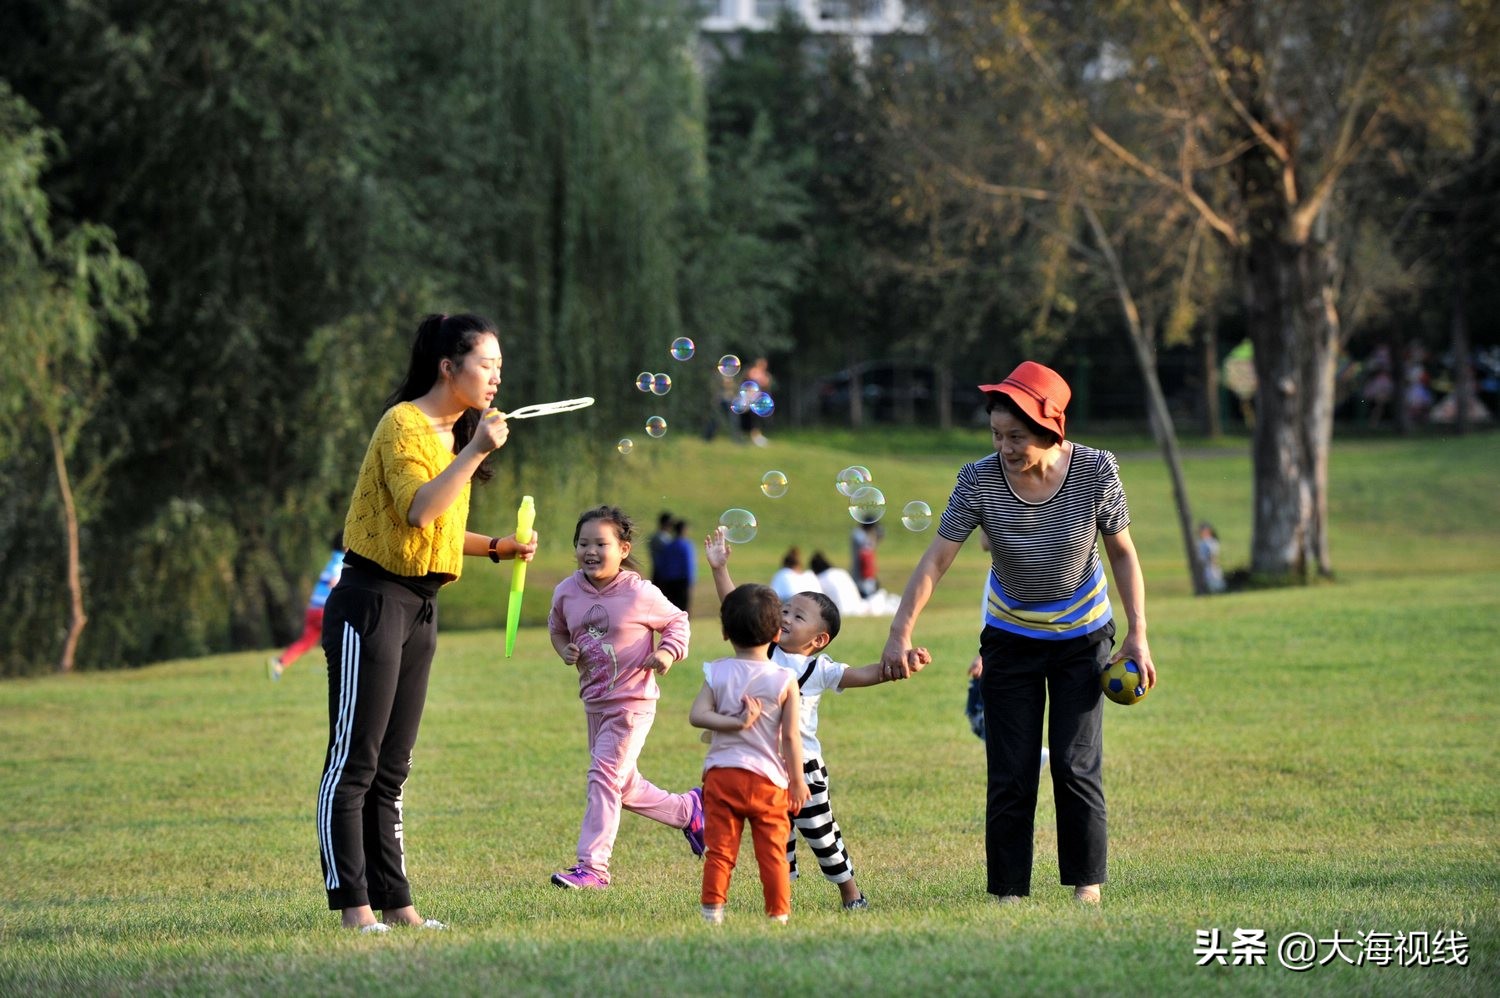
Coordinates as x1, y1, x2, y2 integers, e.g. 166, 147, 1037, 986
407, 411, 509, 527
689, 682, 763, 732
779, 684, 809, 813
839, 646, 933, 689
463, 529, 538, 561
880, 535, 964, 679
1102, 526, 1155, 688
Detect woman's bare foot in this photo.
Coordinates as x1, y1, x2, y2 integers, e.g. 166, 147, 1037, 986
341, 904, 381, 930
1073, 885, 1101, 905
380, 905, 425, 926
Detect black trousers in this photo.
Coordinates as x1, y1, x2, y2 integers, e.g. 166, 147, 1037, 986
317, 568, 438, 911
979, 622, 1112, 896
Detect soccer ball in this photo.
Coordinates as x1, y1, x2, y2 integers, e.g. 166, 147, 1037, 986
1100, 658, 1148, 706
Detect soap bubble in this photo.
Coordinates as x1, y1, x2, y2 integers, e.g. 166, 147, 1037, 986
670, 337, 695, 361
645, 415, 668, 438
617, 438, 634, 456
739, 380, 761, 398
848, 485, 886, 524
729, 394, 750, 415
760, 470, 789, 498
900, 500, 932, 531
635, 372, 652, 392
835, 465, 873, 497
717, 354, 741, 378
750, 393, 775, 417
651, 372, 672, 395
719, 507, 758, 544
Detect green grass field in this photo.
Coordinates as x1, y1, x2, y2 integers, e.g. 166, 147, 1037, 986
3, 429, 1497, 995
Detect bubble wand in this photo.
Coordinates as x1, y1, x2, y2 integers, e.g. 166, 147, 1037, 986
505, 495, 536, 658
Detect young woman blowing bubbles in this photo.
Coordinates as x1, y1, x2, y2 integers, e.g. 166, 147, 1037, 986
317, 313, 536, 933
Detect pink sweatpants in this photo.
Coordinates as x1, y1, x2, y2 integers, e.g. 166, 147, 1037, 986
576, 705, 694, 879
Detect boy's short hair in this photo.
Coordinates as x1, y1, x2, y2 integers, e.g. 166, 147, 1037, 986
799, 591, 841, 643
721, 584, 782, 648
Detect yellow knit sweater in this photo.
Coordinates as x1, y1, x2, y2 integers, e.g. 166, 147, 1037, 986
342, 402, 469, 581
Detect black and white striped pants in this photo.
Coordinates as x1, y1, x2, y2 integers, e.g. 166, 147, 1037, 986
787, 756, 854, 885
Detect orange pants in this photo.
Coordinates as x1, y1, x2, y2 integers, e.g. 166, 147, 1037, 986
701, 767, 792, 917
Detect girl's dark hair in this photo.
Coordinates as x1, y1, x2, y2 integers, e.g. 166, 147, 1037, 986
573, 505, 642, 573
809, 551, 831, 574
386, 312, 501, 483
985, 393, 1061, 447
781, 547, 803, 570
721, 584, 782, 648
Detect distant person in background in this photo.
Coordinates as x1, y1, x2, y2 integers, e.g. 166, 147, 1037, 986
769, 547, 821, 603
1197, 522, 1226, 594
649, 511, 674, 587
851, 522, 883, 598
809, 552, 864, 617
268, 530, 346, 681
657, 519, 696, 613
740, 356, 772, 447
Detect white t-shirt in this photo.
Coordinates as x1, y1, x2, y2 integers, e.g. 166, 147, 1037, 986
769, 567, 822, 602
770, 644, 847, 762
815, 567, 865, 617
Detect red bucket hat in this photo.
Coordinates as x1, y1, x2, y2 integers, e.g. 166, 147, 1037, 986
979, 361, 1071, 440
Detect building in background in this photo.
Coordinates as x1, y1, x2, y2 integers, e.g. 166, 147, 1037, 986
697, 1, 922, 63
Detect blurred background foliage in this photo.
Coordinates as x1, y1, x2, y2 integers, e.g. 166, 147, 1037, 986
0, 0, 1494, 673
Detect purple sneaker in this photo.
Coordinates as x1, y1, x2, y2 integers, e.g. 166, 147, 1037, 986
682, 786, 706, 858
550, 865, 608, 889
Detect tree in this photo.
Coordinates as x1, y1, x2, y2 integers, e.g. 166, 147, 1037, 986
906, 0, 1494, 582
0, 85, 146, 672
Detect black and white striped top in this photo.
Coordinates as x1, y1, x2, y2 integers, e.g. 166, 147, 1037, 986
938, 445, 1130, 630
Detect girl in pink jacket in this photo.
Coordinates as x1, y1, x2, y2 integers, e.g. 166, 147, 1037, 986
547, 505, 705, 888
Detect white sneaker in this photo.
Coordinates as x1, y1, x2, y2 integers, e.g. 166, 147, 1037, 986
358, 922, 390, 935
267, 656, 283, 681
700, 904, 725, 926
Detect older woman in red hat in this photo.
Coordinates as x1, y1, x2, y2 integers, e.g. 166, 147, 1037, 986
880, 361, 1155, 906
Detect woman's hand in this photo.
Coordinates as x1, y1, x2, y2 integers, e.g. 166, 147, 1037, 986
1113, 633, 1156, 690
492, 531, 538, 562
880, 635, 919, 681
474, 408, 510, 453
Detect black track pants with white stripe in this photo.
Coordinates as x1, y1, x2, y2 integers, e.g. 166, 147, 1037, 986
316, 571, 437, 911
787, 757, 855, 885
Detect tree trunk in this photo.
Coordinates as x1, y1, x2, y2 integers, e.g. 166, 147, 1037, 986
1451, 264, 1473, 437
936, 363, 954, 431
1201, 313, 1222, 439
48, 420, 87, 673
848, 355, 865, 429
1083, 207, 1207, 594
1241, 226, 1340, 581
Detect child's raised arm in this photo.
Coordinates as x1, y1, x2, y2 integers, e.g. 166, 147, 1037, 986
690, 681, 764, 732
703, 526, 736, 602
779, 683, 809, 813
839, 646, 932, 689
